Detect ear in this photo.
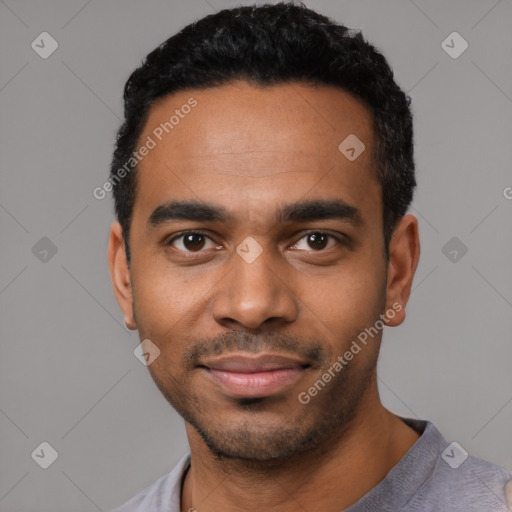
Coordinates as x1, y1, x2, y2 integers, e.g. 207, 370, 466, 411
108, 221, 137, 330
384, 214, 420, 327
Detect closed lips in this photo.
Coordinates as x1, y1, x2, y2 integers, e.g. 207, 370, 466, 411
200, 354, 310, 373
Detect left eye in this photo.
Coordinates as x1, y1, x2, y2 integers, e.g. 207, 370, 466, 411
291, 232, 339, 251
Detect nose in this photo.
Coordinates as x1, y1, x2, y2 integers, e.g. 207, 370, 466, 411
211, 242, 298, 331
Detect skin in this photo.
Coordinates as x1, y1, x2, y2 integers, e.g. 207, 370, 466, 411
109, 80, 421, 512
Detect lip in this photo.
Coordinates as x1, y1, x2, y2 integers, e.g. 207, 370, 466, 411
202, 353, 309, 373
199, 353, 310, 398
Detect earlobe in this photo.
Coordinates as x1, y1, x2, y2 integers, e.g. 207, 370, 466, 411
384, 214, 420, 327
108, 222, 137, 330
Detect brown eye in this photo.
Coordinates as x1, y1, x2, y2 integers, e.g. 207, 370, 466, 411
168, 231, 216, 252
182, 233, 205, 251
291, 231, 340, 251
307, 232, 329, 250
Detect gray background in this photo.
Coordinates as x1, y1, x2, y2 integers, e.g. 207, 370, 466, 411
1, 0, 511, 510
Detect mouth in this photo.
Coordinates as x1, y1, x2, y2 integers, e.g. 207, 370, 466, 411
198, 353, 311, 398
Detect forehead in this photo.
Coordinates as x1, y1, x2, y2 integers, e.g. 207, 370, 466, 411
132, 80, 380, 226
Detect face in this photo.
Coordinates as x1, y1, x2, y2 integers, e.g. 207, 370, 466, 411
109, 80, 418, 461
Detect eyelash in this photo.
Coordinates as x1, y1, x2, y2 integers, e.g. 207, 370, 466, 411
165, 230, 346, 253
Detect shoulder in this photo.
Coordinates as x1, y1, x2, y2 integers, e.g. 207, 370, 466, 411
409, 446, 511, 511
110, 453, 191, 512
111, 472, 172, 512
396, 418, 511, 511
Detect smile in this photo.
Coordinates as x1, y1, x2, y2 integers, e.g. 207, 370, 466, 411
199, 353, 310, 398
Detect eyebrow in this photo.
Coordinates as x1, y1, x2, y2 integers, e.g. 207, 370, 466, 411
147, 199, 363, 227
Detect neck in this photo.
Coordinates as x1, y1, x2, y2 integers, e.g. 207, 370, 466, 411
180, 386, 420, 512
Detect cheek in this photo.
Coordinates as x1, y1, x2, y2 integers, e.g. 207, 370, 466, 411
298, 259, 386, 347
130, 260, 217, 341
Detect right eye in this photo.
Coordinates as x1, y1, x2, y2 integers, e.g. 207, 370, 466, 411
166, 230, 220, 253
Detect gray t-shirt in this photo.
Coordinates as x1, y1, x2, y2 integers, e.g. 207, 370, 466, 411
112, 417, 511, 511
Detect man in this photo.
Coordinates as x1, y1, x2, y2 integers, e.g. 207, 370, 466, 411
107, 3, 511, 511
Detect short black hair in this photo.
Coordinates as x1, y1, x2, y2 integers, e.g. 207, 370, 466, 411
110, 2, 415, 263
